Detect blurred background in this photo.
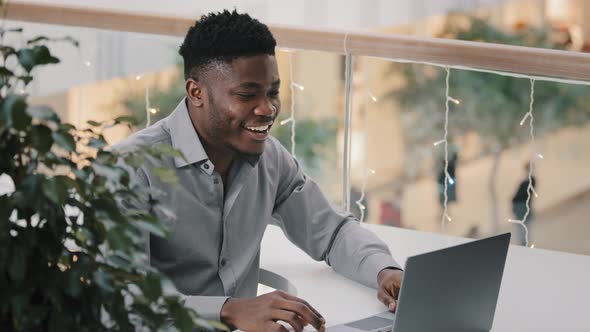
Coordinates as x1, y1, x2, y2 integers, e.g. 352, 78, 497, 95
4, 0, 590, 255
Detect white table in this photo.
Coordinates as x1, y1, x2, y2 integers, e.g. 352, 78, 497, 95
260, 224, 590, 331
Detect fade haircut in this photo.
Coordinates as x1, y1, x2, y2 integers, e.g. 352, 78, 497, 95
179, 9, 277, 80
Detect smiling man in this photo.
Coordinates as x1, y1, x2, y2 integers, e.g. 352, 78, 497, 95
114, 10, 403, 332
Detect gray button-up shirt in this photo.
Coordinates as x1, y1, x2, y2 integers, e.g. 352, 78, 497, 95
112, 99, 400, 321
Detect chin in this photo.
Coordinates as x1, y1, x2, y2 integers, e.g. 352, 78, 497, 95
229, 142, 266, 158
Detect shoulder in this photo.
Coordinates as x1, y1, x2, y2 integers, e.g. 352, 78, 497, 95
110, 121, 171, 154
264, 136, 290, 160
260, 136, 295, 170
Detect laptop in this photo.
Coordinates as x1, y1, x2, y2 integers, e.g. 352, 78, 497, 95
327, 233, 511, 332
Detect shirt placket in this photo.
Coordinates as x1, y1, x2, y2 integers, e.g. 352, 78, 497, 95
202, 161, 238, 296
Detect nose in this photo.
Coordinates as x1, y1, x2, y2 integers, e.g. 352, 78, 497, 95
254, 98, 277, 118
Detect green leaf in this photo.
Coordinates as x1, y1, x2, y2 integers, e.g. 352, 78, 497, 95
123, 154, 145, 169
12, 102, 32, 131
73, 227, 95, 246
134, 219, 167, 238
32, 45, 60, 66
150, 143, 184, 159
52, 130, 76, 151
0, 46, 16, 59
42, 176, 69, 205
27, 105, 60, 123
93, 269, 114, 293
17, 45, 60, 72
21, 174, 43, 204
114, 115, 139, 124
17, 75, 34, 86
0, 66, 14, 77
17, 48, 35, 72
88, 137, 107, 149
92, 163, 124, 182
26, 36, 50, 44
167, 300, 195, 331
1, 95, 28, 129
64, 270, 82, 297
87, 120, 101, 127
142, 273, 163, 301
59, 123, 76, 131
30, 124, 54, 153
93, 198, 125, 223
106, 226, 131, 251
106, 253, 132, 269
153, 167, 178, 184
9, 247, 27, 281
0, 196, 13, 234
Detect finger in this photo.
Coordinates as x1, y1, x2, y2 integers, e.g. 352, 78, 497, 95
377, 288, 397, 312
269, 322, 290, 332
387, 282, 401, 300
272, 309, 305, 332
276, 299, 323, 330
276, 291, 325, 323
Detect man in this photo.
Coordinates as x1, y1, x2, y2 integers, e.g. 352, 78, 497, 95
114, 10, 403, 332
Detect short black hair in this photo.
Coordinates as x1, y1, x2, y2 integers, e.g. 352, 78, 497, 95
179, 10, 277, 80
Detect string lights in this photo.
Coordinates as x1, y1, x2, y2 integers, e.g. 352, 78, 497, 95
144, 84, 157, 128
508, 79, 538, 248
354, 63, 378, 223
432, 67, 456, 231
281, 51, 303, 157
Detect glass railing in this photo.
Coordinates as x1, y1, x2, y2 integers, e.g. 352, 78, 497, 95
3, 2, 590, 259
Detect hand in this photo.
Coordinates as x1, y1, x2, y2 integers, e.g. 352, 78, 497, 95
220, 290, 326, 332
377, 268, 404, 312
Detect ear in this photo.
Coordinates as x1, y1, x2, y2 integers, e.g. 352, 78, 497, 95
186, 78, 205, 108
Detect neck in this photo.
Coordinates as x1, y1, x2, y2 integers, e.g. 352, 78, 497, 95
202, 141, 234, 177
186, 104, 234, 177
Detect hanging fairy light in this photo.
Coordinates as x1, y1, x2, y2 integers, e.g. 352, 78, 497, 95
354, 63, 378, 223
281, 51, 304, 157
508, 79, 538, 248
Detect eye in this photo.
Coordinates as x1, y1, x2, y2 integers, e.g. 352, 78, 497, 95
237, 93, 255, 100
268, 90, 280, 98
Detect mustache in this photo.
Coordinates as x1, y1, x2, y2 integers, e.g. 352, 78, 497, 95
256, 115, 275, 122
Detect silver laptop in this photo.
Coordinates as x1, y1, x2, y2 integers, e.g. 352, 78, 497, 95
328, 233, 511, 332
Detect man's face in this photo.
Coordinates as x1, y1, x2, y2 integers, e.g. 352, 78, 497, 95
193, 54, 281, 157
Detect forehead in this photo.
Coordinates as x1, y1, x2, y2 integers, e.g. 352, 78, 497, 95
212, 55, 279, 85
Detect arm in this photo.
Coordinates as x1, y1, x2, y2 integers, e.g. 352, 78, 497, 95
271, 141, 401, 289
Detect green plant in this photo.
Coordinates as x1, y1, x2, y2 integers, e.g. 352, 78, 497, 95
0, 28, 225, 331
387, 14, 588, 230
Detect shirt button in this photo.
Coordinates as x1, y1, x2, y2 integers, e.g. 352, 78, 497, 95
220, 258, 226, 267
203, 163, 210, 170
213, 178, 219, 184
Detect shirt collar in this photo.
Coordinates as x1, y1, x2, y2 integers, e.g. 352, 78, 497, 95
165, 98, 260, 170
166, 98, 209, 169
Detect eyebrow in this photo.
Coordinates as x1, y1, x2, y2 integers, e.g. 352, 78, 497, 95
236, 79, 281, 90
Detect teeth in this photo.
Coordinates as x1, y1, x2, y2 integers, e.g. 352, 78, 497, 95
246, 125, 269, 132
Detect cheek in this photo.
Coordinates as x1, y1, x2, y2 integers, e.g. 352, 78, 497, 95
219, 106, 247, 130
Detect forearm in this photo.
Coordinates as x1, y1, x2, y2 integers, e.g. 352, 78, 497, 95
327, 221, 400, 289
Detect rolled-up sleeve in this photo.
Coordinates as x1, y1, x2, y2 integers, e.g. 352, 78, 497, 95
184, 296, 229, 322
271, 141, 400, 289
